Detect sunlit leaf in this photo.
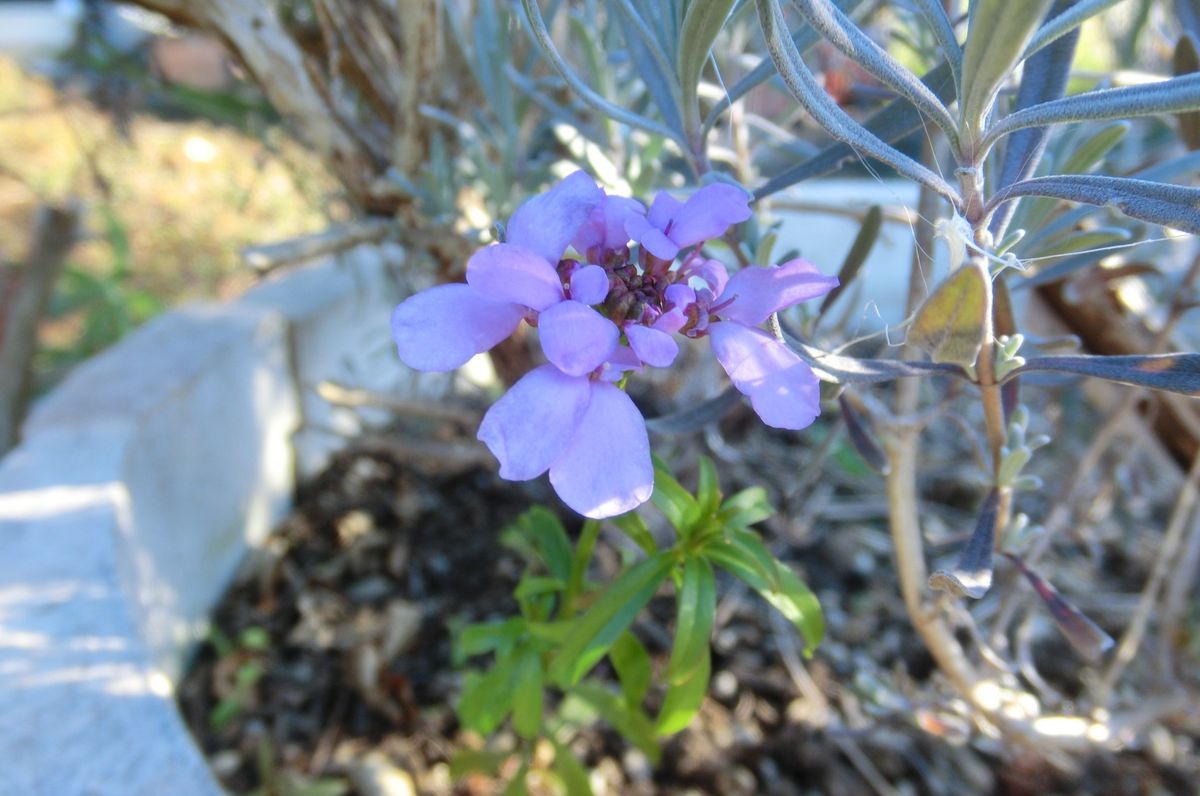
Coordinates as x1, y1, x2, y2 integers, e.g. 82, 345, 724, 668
909, 264, 988, 369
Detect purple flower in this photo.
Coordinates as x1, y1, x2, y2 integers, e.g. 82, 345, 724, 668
391, 171, 610, 371
625, 183, 753, 261
390, 168, 837, 519
477, 363, 653, 519
670, 258, 838, 430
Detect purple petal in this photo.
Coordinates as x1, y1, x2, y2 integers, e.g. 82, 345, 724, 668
391, 284, 522, 371
466, 243, 564, 311
478, 365, 593, 480
598, 345, 644, 382
549, 383, 653, 518
654, 284, 697, 334
625, 213, 679, 260
570, 264, 610, 306
666, 183, 752, 248
538, 300, 620, 376
574, 195, 645, 255
686, 259, 730, 297
709, 321, 821, 430
626, 324, 679, 367
717, 258, 839, 326
507, 171, 603, 263
647, 191, 684, 229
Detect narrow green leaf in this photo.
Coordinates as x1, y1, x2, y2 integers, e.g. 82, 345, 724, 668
667, 557, 716, 686
521, 506, 574, 582
960, 0, 1055, 138
514, 576, 567, 601
610, 512, 658, 555
908, 264, 989, 369
610, 631, 653, 708
651, 456, 702, 533
656, 650, 710, 736
716, 486, 775, 530
678, 0, 737, 125
760, 565, 825, 654
548, 552, 675, 686
511, 649, 545, 739
552, 741, 595, 796
458, 656, 518, 734
1059, 122, 1129, 176
706, 533, 824, 654
455, 618, 526, 662
703, 536, 779, 592
695, 457, 722, 518
565, 683, 661, 762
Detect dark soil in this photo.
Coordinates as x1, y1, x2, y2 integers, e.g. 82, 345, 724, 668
179, 402, 1200, 796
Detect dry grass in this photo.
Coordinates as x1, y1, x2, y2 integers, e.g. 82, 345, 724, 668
0, 56, 340, 304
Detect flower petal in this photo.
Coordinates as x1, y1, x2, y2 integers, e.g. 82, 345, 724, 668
625, 212, 679, 260
574, 195, 645, 255
549, 383, 653, 518
709, 321, 821, 430
666, 183, 752, 248
626, 324, 679, 367
539, 300, 620, 376
598, 345, 643, 382
466, 243, 564, 311
686, 259, 729, 297
647, 191, 684, 229
570, 264, 610, 306
507, 171, 604, 263
391, 284, 522, 371
717, 258, 839, 326
477, 365, 592, 480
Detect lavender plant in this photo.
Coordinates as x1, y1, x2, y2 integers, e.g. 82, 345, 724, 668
379, 0, 1200, 787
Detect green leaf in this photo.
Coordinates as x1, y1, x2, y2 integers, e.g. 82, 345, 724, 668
760, 566, 825, 655
610, 512, 658, 555
651, 456, 702, 533
548, 552, 674, 687
552, 741, 595, 796
564, 682, 661, 762
716, 486, 775, 530
703, 534, 779, 593
677, 0, 737, 126
960, 0, 1054, 138
1059, 122, 1128, 176
695, 457, 722, 518
458, 655, 518, 734
655, 648, 710, 736
511, 649, 545, 739
705, 533, 824, 654
610, 632, 653, 709
908, 264, 989, 369
455, 617, 525, 662
514, 576, 567, 601
511, 507, 573, 582
666, 557, 716, 687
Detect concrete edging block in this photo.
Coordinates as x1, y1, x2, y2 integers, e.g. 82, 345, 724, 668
0, 244, 427, 795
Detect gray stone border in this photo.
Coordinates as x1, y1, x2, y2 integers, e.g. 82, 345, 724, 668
0, 244, 446, 795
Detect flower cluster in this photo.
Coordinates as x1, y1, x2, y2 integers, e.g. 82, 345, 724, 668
391, 172, 837, 518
